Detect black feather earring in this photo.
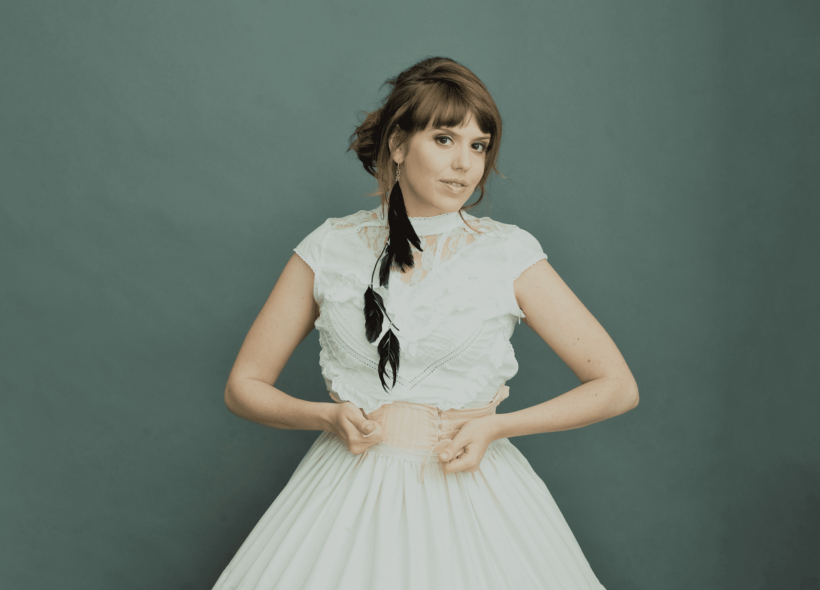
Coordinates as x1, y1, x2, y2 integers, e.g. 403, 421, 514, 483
363, 162, 423, 392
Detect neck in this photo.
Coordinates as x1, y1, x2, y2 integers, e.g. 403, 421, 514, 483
376, 203, 465, 236
405, 205, 449, 218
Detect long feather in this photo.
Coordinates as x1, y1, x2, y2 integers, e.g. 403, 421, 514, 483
368, 179, 420, 392
378, 179, 423, 287
387, 180, 422, 268
378, 249, 393, 287
363, 286, 385, 343
377, 328, 401, 391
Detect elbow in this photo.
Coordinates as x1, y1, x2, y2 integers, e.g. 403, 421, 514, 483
610, 377, 639, 415
224, 381, 241, 415
624, 382, 639, 411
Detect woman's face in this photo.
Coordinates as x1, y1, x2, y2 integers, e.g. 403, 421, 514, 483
391, 113, 490, 218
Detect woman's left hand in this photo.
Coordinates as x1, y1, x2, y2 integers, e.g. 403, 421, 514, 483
438, 415, 501, 475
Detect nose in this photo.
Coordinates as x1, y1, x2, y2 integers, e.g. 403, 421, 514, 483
452, 142, 471, 171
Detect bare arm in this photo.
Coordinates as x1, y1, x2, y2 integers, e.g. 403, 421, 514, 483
491, 259, 639, 440
223, 253, 335, 431
224, 253, 384, 454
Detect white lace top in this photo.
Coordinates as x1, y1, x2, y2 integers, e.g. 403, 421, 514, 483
293, 204, 548, 413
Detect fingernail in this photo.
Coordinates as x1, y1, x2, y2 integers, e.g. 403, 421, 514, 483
440, 453, 449, 460
365, 425, 373, 433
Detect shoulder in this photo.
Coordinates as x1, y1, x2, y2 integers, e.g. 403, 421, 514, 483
461, 212, 538, 245
504, 224, 548, 280
329, 207, 383, 232
462, 212, 547, 279
293, 206, 384, 272
293, 218, 332, 274
459, 212, 513, 238
507, 224, 545, 252
297, 206, 382, 242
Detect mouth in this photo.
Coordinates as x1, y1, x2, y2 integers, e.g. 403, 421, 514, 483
441, 180, 467, 188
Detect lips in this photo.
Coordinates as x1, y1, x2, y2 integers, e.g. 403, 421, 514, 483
441, 180, 467, 187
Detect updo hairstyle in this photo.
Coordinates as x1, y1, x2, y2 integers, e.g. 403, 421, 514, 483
347, 56, 504, 215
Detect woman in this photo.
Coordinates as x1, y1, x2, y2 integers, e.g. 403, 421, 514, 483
212, 57, 638, 590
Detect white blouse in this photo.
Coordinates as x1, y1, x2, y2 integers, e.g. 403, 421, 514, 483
294, 204, 548, 414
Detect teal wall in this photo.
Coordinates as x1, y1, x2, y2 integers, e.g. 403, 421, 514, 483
1, 1, 817, 588
722, 1, 820, 587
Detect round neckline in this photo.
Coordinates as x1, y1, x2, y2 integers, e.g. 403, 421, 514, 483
375, 205, 466, 236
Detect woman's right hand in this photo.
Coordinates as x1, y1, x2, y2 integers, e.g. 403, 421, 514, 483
328, 402, 384, 454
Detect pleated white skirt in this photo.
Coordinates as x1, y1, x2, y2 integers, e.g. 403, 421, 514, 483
211, 428, 607, 589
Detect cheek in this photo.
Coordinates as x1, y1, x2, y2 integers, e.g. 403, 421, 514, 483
472, 158, 486, 180
413, 152, 442, 180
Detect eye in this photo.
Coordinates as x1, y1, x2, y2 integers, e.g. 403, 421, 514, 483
435, 135, 489, 154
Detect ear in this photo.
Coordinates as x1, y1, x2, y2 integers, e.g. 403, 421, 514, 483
388, 128, 405, 165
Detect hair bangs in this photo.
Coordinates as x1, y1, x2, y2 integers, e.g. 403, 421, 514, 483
411, 83, 475, 133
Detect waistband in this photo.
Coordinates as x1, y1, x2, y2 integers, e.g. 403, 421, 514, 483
329, 384, 510, 482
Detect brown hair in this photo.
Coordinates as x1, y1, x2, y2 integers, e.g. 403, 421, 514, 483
347, 57, 504, 218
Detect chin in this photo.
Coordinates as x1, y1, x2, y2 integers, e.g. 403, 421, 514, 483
436, 201, 464, 213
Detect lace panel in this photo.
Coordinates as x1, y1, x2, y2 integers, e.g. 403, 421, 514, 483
335, 212, 504, 287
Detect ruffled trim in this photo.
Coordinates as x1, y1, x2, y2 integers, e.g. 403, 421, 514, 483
318, 316, 519, 414
388, 264, 505, 358
318, 329, 402, 414
318, 330, 381, 413
322, 267, 372, 306
321, 228, 513, 359
457, 335, 517, 396
314, 218, 522, 413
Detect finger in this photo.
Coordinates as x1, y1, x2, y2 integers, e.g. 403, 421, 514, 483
441, 440, 469, 468
442, 451, 475, 474
438, 438, 468, 463
347, 420, 380, 440
345, 408, 381, 437
339, 415, 371, 442
361, 422, 381, 438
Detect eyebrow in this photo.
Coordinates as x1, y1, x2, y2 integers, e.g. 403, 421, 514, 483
434, 127, 491, 143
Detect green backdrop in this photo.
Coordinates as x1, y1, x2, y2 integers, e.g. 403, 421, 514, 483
1, 1, 817, 588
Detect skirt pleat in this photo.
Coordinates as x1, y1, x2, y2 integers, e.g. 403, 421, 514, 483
212, 430, 606, 590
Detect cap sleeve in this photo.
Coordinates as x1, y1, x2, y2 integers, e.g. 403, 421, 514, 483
294, 218, 332, 275
508, 227, 548, 281
504, 227, 548, 321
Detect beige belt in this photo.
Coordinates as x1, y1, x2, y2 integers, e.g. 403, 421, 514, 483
329, 384, 510, 482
